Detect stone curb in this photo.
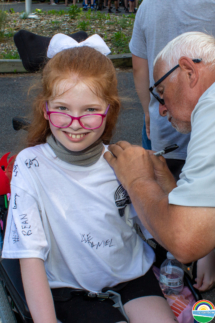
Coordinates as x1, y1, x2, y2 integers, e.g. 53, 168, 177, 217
0, 53, 132, 73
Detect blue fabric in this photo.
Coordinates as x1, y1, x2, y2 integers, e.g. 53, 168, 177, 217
142, 116, 151, 150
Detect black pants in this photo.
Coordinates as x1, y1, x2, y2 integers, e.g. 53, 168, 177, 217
53, 267, 164, 323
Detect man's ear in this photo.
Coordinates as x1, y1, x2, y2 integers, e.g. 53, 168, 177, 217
178, 56, 199, 88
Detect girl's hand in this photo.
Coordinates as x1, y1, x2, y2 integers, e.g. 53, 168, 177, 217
193, 250, 215, 291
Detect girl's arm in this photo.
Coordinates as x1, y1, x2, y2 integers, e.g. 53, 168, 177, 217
20, 258, 58, 323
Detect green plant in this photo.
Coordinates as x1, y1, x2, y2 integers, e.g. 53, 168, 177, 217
85, 8, 91, 19
127, 13, 135, 19
56, 9, 66, 15
95, 11, 105, 21
0, 9, 7, 40
77, 20, 90, 31
35, 8, 42, 13
0, 50, 19, 59
118, 17, 128, 29
47, 9, 58, 14
111, 31, 130, 53
9, 8, 15, 14
4, 27, 14, 38
68, 5, 82, 19
51, 20, 60, 24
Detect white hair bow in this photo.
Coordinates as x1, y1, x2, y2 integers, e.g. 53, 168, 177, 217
47, 33, 111, 58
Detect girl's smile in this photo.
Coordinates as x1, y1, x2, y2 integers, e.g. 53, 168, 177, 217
45, 78, 108, 152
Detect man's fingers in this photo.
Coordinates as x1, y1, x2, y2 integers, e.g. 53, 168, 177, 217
114, 141, 131, 150
108, 141, 130, 158
104, 151, 116, 166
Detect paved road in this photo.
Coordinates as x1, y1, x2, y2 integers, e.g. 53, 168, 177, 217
0, 69, 215, 314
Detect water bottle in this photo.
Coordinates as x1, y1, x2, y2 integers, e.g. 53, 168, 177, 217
159, 252, 184, 295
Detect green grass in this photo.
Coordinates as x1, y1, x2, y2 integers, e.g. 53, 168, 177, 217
0, 50, 20, 59
0, 9, 7, 40
77, 20, 90, 31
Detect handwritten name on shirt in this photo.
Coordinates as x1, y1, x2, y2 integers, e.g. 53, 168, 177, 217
25, 157, 39, 169
13, 193, 20, 209
19, 214, 32, 236
81, 233, 114, 249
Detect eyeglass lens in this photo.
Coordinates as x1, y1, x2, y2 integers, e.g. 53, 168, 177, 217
50, 113, 103, 129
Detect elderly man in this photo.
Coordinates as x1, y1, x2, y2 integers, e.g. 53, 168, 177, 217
105, 32, 215, 269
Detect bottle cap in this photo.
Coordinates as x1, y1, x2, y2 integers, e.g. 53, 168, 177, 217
167, 252, 175, 259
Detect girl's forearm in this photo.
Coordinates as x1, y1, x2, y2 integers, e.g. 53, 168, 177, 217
20, 258, 57, 323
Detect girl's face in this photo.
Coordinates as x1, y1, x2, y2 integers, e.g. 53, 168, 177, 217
45, 79, 108, 152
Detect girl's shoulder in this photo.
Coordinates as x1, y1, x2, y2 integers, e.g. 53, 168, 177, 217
16, 143, 50, 163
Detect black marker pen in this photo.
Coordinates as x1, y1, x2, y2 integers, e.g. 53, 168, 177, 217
154, 144, 179, 156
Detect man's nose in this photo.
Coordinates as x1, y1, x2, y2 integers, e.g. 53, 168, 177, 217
159, 103, 168, 117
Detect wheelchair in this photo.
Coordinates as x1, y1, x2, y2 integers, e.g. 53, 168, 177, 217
0, 117, 202, 323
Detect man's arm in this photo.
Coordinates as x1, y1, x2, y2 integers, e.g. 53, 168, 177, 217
132, 55, 151, 139
104, 142, 215, 263
20, 258, 57, 323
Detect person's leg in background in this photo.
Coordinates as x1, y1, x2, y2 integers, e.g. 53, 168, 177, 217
124, 0, 128, 11
142, 116, 152, 150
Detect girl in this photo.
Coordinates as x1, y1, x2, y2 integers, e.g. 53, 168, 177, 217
2, 34, 177, 323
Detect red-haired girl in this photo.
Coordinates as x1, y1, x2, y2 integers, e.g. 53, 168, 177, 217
2, 34, 177, 323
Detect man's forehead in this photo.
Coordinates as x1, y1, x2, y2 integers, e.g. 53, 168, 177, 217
153, 59, 169, 83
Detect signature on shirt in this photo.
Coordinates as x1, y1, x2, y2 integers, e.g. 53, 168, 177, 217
13, 193, 20, 209
25, 157, 39, 168
81, 233, 114, 249
19, 214, 32, 236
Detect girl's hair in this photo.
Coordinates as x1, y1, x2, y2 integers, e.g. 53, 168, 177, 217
154, 31, 215, 68
27, 46, 120, 147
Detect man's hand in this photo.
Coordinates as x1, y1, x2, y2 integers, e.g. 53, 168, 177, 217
149, 153, 177, 194
104, 141, 155, 191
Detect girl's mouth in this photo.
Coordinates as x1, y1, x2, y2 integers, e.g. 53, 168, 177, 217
64, 131, 89, 142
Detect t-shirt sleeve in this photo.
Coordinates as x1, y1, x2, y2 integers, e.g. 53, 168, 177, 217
125, 204, 153, 239
2, 153, 49, 260
169, 94, 215, 207
129, 3, 147, 59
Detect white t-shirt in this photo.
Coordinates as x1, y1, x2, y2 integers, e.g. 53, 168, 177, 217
2, 144, 154, 292
169, 82, 215, 207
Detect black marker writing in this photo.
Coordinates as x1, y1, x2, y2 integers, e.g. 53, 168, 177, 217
13, 193, 20, 209
13, 163, 18, 177
81, 233, 114, 249
25, 157, 39, 169
19, 214, 32, 236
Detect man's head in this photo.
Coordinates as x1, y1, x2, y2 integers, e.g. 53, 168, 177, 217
151, 32, 215, 134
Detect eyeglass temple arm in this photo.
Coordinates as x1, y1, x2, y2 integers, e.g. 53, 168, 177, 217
150, 58, 202, 91
46, 102, 49, 112
104, 105, 110, 115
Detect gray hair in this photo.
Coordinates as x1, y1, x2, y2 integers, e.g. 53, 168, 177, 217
154, 31, 215, 68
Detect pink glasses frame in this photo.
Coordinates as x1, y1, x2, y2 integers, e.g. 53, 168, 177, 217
45, 103, 110, 130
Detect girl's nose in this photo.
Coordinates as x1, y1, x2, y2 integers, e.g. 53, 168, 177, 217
69, 119, 83, 130
159, 103, 168, 117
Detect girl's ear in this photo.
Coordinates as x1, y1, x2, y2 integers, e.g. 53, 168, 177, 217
43, 104, 49, 120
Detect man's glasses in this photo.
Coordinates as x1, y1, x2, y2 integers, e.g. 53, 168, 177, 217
46, 103, 110, 130
149, 58, 202, 105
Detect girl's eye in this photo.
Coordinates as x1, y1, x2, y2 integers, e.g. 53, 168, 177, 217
57, 106, 67, 111
87, 107, 97, 113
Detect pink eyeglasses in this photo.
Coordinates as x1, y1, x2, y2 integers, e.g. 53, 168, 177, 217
46, 103, 110, 130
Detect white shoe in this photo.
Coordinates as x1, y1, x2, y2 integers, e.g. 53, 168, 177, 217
51, 2, 57, 4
